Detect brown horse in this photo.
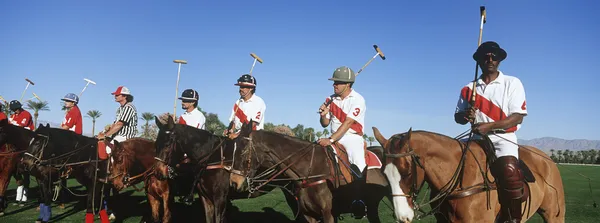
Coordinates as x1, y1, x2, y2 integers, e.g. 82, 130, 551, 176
372, 127, 566, 223
153, 115, 302, 223
108, 137, 172, 223
0, 119, 36, 215
229, 122, 390, 223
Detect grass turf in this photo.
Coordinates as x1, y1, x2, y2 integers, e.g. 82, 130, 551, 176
0, 165, 598, 222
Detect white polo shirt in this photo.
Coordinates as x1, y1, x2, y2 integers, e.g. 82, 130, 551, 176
228, 94, 266, 132
178, 108, 206, 129
455, 70, 528, 133
325, 89, 366, 136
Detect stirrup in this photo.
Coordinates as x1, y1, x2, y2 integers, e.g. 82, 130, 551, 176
351, 199, 366, 219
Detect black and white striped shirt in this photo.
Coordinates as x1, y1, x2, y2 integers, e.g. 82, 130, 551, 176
113, 102, 138, 138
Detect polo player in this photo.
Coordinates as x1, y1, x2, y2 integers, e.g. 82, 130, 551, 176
8, 100, 33, 206
95, 86, 138, 222
177, 89, 206, 129
454, 41, 528, 223
57, 93, 83, 209
317, 66, 368, 219
224, 74, 266, 139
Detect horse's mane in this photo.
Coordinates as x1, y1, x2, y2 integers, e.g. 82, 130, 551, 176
157, 113, 176, 125
255, 130, 315, 146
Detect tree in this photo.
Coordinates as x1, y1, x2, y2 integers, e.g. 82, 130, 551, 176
86, 110, 102, 136
1, 102, 10, 116
557, 150, 563, 163
322, 128, 330, 138
25, 100, 50, 127
315, 131, 323, 139
292, 124, 305, 139
589, 149, 598, 164
264, 122, 276, 132
550, 149, 555, 157
140, 112, 155, 139
368, 136, 375, 146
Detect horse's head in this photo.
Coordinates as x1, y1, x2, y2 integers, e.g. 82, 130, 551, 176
229, 119, 265, 192
109, 140, 133, 191
373, 126, 421, 223
154, 114, 181, 180
23, 124, 52, 168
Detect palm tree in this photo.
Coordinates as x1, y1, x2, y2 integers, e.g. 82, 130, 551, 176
25, 100, 50, 127
140, 112, 155, 138
322, 128, 329, 138
368, 136, 375, 146
315, 131, 323, 140
86, 110, 102, 136
1, 102, 10, 116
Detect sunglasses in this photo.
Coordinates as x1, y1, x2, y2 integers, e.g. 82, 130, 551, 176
479, 53, 499, 62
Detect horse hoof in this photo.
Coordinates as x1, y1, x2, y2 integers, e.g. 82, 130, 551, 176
109, 213, 116, 220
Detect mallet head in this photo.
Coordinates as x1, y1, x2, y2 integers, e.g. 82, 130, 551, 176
250, 53, 263, 63
25, 78, 35, 85
84, 78, 96, 85
173, 60, 188, 64
480, 6, 486, 23
373, 45, 386, 60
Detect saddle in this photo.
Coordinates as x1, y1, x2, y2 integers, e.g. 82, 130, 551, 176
325, 141, 382, 187
474, 137, 536, 183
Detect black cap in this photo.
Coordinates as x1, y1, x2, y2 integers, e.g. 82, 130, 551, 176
473, 41, 507, 61
178, 89, 199, 102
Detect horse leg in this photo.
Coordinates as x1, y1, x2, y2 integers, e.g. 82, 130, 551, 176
200, 193, 215, 223
36, 179, 52, 223
537, 185, 566, 223
159, 180, 172, 223
365, 191, 382, 223
147, 191, 161, 223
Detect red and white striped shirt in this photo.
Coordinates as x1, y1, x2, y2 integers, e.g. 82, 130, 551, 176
325, 89, 366, 136
455, 71, 528, 132
228, 94, 266, 132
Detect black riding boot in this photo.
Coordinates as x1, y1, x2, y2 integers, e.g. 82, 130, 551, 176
350, 164, 367, 219
491, 156, 527, 223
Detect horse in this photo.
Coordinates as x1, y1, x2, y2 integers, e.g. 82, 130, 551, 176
153, 115, 301, 223
108, 137, 172, 223
22, 124, 111, 223
371, 127, 566, 223
229, 121, 390, 223
0, 118, 37, 215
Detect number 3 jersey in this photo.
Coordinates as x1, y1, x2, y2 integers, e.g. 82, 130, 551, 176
325, 89, 366, 136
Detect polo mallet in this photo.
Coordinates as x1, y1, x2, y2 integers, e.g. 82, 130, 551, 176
19, 78, 35, 101
79, 78, 97, 97
173, 59, 188, 117
31, 93, 43, 102
470, 6, 487, 109
0, 95, 7, 104
248, 53, 263, 76
318, 45, 386, 113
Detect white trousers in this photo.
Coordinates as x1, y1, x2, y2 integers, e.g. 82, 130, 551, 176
336, 134, 366, 171
464, 133, 519, 159
105, 135, 127, 155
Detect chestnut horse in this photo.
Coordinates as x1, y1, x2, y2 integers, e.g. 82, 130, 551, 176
108, 137, 172, 223
23, 124, 111, 223
0, 119, 36, 215
372, 127, 565, 223
229, 122, 390, 223
153, 115, 301, 223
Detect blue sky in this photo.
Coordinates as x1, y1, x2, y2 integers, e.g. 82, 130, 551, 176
1, 0, 598, 142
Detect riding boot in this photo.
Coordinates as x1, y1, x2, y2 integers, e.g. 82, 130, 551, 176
491, 156, 526, 223
350, 164, 367, 219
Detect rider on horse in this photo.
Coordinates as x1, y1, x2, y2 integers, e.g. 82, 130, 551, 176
8, 100, 34, 206
96, 86, 138, 222
317, 66, 368, 219
57, 93, 83, 208
224, 74, 266, 139
177, 89, 206, 129
454, 41, 528, 223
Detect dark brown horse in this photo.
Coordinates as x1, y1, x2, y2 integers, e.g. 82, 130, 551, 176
0, 119, 36, 215
23, 124, 111, 223
229, 122, 390, 223
372, 127, 565, 223
108, 137, 172, 223
153, 115, 301, 223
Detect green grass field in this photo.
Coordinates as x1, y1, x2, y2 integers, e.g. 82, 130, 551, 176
1, 165, 599, 222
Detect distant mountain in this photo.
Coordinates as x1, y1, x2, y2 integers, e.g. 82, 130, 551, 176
518, 137, 600, 152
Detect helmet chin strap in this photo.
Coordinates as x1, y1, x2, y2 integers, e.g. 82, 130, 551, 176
336, 84, 350, 97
